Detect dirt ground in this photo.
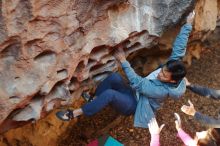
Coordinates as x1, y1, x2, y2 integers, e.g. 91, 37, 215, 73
58, 45, 220, 146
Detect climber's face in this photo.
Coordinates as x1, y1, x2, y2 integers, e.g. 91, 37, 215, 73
157, 66, 174, 83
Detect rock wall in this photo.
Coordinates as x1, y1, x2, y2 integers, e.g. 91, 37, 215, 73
129, 0, 220, 75
0, 0, 220, 145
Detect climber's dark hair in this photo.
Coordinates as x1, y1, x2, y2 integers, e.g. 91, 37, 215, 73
165, 60, 186, 82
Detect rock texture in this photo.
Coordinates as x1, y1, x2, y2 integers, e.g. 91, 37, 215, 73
0, 0, 195, 132
1, 0, 219, 145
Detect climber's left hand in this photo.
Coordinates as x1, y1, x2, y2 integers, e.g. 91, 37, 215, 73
114, 45, 126, 63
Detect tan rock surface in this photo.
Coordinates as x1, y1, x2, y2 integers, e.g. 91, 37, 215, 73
1, 0, 220, 145
0, 0, 194, 131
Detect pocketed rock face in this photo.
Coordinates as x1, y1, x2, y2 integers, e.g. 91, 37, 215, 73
132, 0, 220, 75
1, 0, 214, 145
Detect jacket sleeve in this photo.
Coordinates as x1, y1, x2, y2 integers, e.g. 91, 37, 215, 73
168, 24, 192, 61
187, 85, 220, 100
177, 129, 197, 146
121, 61, 143, 83
121, 61, 153, 95
194, 112, 220, 128
150, 134, 160, 146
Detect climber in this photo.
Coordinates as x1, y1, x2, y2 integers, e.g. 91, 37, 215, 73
55, 11, 195, 128
181, 78, 220, 128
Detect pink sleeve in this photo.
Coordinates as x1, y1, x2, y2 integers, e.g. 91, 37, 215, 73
177, 129, 197, 146
150, 134, 160, 146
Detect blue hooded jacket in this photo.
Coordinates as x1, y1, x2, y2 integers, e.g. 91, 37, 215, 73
121, 24, 192, 128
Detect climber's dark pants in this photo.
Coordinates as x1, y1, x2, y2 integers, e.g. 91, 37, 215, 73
81, 73, 137, 116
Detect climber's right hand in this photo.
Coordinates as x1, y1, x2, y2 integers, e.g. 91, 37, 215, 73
186, 10, 195, 24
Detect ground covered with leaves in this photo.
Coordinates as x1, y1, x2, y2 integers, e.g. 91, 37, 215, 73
58, 46, 220, 146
